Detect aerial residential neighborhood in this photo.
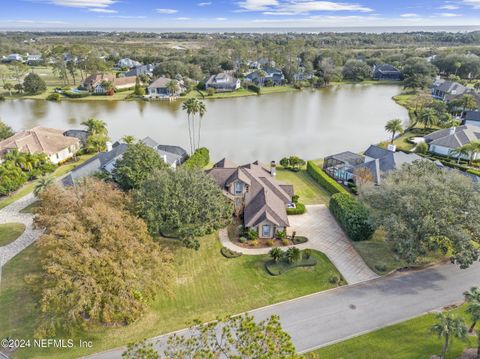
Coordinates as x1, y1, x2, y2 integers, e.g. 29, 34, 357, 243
1, 2, 480, 359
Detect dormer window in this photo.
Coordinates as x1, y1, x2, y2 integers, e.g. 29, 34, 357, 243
235, 181, 243, 195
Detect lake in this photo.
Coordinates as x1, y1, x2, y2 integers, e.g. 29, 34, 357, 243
0, 84, 408, 163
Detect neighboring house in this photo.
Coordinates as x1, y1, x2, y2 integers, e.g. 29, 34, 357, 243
82, 74, 116, 92
463, 110, 480, 126
147, 77, 184, 98
372, 64, 402, 81
124, 64, 154, 77
424, 125, 480, 159
205, 72, 241, 92
26, 54, 42, 65
323, 145, 423, 185
63, 129, 89, 146
94, 76, 137, 94
245, 67, 285, 87
431, 79, 468, 101
0, 126, 81, 164
207, 159, 294, 239
5, 54, 23, 62
293, 68, 314, 82
117, 58, 141, 69
62, 137, 188, 186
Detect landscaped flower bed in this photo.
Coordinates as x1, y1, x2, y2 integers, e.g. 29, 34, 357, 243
265, 257, 317, 276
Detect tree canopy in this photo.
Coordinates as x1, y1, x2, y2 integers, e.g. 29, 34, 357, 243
31, 179, 173, 335
360, 161, 480, 268
0, 120, 14, 140
23, 72, 47, 95
134, 168, 233, 249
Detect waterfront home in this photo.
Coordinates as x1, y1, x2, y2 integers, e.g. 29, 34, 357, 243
205, 72, 241, 92
463, 110, 480, 126
26, 54, 42, 65
372, 64, 402, 81
94, 76, 137, 94
323, 145, 422, 185
117, 58, 141, 69
62, 137, 187, 186
424, 125, 480, 159
207, 159, 294, 239
82, 74, 116, 92
431, 79, 468, 101
245, 67, 285, 87
124, 64, 154, 77
4, 54, 23, 62
147, 77, 184, 98
0, 126, 81, 164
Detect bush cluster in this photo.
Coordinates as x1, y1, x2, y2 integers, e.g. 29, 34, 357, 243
220, 246, 242, 258
292, 236, 308, 244
329, 193, 375, 241
306, 161, 349, 195
183, 147, 210, 169
63, 91, 90, 98
287, 203, 306, 215
46, 93, 61, 102
246, 84, 261, 94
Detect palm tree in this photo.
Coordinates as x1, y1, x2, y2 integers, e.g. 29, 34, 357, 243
430, 312, 468, 359
464, 287, 480, 332
464, 141, 480, 165
81, 118, 108, 136
419, 108, 438, 129
34, 176, 53, 196
285, 247, 301, 264
385, 119, 403, 144
182, 98, 196, 154
269, 247, 284, 263
195, 100, 206, 151
122, 135, 135, 144
166, 80, 179, 96
449, 146, 470, 164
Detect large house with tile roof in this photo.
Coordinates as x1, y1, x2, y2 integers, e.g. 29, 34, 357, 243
0, 126, 80, 164
207, 159, 294, 239
424, 125, 480, 159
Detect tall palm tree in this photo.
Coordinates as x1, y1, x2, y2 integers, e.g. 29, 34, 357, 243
81, 118, 108, 136
449, 146, 470, 164
464, 141, 480, 165
195, 100, 206, 151
385, 119, 403, 144
182, 98, 196, 154
166, 80, 179, 96
419, 108, 438, 129
34, 176, 54, 196
464, 287, 480, 333
430, 312, 468, 359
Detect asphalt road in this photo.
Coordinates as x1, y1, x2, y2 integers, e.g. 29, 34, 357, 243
85, 261, 480, 358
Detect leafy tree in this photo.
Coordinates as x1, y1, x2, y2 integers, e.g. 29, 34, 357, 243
13, 83, 23, 94
30, 179, 173, 335
430, 313, 467, 359
134, 77, 145, 96
8, 61, 28, 84
122, 340, 159, 359
3, 82, 13, 96
341, 60, 372, 82
23, 73, 47, 95
0, 120, 14, 140
402, 57, 437, 89
384, 119, 403, 144
280, 156, 305, 171
113, 142, 168, 190
360, 161, 480, 268
449, 94, 478, 113
0, 163, 28, 196
134, 168, 233, 249
285, 247, 301, 264
269, 247, 284, 263
122, 135, 136, 144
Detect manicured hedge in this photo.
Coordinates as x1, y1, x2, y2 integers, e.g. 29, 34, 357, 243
467, 168, 480, 176
329, 193, 375, 241
306, 161, 349, 195
63, 91, 90, 98
46, 93, 61, 102
220, 246, 242, 258
287, 202, 306, 215
265, 257, 317, 276
183, 147, 210, 169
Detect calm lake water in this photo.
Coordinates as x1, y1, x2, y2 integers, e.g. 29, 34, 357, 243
0, 84, 407, 163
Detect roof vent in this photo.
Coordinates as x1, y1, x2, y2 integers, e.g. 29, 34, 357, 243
449, 127, 456, 135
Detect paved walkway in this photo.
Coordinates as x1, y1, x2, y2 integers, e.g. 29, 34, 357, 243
86, 261, 480, 359
0, 193, 42, 270
219, 204, 378, 284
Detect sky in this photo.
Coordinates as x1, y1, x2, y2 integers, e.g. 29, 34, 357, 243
1, 0, 480, 29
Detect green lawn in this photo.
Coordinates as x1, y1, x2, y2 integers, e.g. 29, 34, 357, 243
1, 233, 342, 358
260, 85, 298, 94
306, 306, 476, 359
276, 167, 331, 205
19, 201, 40, 214
0, 153, 96, 210
0, 223, 25, 247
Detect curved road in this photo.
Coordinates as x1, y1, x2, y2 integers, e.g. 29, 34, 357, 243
86, 261, 480, 358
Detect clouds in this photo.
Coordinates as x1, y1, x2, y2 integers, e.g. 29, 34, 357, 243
463, 0, 480, 8
88, 8, 117, 13
198, 2, 212, 6
400, 13, 419, 17
156, 8, 179, 14
238, 0, 373, 14
48, 0, 116, 8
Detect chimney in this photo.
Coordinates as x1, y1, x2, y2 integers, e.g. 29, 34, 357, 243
270, 160, 277, 177
387, 144, 396, 152
106, 141, 113, 152
449, 127, 456, 135
163, 154, 167, 164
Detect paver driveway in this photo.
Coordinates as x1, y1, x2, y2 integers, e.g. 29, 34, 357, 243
220, 204, 378, 284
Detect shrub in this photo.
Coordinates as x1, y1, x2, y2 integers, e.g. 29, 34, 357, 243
467, 168, 480, 176
220, 246, 242, 258
46, 93, 61, 102
0, 95, 5, 101
292, 236, 308, 244
245, 228, 258, 240
292, 195, 299, 204
415, 141, 428, 154
281, 238, 290, 246
287, 202, 306, 215
374, 263, 387, 273
250, 239, 259, 247
280, 156, 305, 171
246, 83, 261, 94
329, 275, 340, 284
183, 147, 210, 169
207, 87, 216, 96
302, 248, 312, 260
266, 239, 275, 247
238, 236, 247, 244
306, 161, 349, 195
276, 230, 286, 239
329, 193, 375, 241
63, 91, 90, 98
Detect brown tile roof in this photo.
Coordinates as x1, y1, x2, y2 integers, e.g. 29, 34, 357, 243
0, 126, 80, 156
83, 73, 115, 87
207, 161, 293, 228
113, 76, 137, 87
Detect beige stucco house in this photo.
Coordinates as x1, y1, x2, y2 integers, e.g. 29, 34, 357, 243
208, 159, 294, 239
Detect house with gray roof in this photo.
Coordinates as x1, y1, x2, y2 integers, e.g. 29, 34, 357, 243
431, 79, 468, 102
372, 64, 402, 81
205, 72, 240, 92
245, 67, 285, 87
463, 110, 480, 126
323, 145, 423, 185
207, 159, 294, 239
147, 77, 185, 98
124, 64, 154, 77
424, 125, 480, 159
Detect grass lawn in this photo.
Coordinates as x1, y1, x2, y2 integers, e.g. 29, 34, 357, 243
1, 233, 342, 358
186, 88, 258, 99
260, 85, 298, 94
276, 167, 331, 205
19, 201, 40, 214
306, 306, 476, 359
0, 223, 25, 247
0, 153, 96, 210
